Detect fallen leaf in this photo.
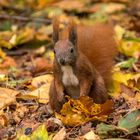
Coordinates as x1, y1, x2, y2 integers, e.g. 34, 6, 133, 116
55, 96, 113, 126
36, 0, 57, 9
119, 40, 140, 57
0, 31, 13, 49
89, 3, 125, 14
17, 124, 53, 140
33, 57, 53, 73
9, 34, 17, 45
114, 25, 125, 41
0, 48, 6, 58
83, 130, 100, 140
18, 84, 50, 104
0, 87, 19, 109
0, 0, 9, 6
0, 74, 8, 82
96, 123, 128, 139
53, 127, 66, 140
0, 114, 8, 127
16, 28, 35, 45
113, 71, 134, 86
112, 71, 140, 97
0, 56, 17, 69
31, 74, 53, 88
53, 0, 85, 11
44, 50, 54, 63
118, 109, 140, 133
135, 93, 140, 102
116, 58, 137, 69
31, 124, 53, 140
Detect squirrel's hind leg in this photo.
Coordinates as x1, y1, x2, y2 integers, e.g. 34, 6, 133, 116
89, 75, 108, 104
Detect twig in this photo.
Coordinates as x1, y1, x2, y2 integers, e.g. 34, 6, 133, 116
0, 14, 52, 24
1, 5, 25, 13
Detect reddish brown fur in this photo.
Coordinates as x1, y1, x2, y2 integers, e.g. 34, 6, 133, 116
77, 23, 117, 87
49, 20, 117, 112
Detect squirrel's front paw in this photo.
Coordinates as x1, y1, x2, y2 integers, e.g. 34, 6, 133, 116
80, 91, 87, 97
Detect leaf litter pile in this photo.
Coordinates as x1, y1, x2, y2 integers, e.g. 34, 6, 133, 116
0, 0, 140, 139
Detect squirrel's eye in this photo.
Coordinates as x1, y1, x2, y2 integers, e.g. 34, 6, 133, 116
70, 48, 74, 53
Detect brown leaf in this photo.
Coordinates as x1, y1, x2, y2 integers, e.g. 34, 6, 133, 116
0, 87, 19, 109
33, 57, 53, 73
0, 56, 17, 69
53, 0, 85, 11
18, 84, 50, 104
0, 114, 8, 127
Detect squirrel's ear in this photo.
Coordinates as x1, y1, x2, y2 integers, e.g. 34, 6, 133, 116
53, 17, 59, 44
68, 20, 77, 46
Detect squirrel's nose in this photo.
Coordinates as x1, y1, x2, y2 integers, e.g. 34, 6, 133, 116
60, 58, 65, 65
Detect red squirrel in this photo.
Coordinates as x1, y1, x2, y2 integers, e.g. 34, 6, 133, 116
49, 18, 117, 112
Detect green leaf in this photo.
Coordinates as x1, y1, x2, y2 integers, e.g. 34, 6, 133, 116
96, 123, 129, 139
0, 21, 12, 31
96, 123, 116, 138
117, 58, 137, 69
118, 110, 140, 133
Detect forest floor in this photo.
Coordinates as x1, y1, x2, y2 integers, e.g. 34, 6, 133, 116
0, 0, 140, 139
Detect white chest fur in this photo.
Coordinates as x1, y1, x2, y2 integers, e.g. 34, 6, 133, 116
61, 66, 79, 86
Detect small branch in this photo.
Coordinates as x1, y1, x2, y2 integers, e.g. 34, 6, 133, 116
1, 5, 25, 13
0, 14, 52, 24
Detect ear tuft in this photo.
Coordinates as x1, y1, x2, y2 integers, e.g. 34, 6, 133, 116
53, 17, 59, 44
68, 19, 77, 45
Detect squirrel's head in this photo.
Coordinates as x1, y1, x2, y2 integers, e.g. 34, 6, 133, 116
52, 18, 77, 66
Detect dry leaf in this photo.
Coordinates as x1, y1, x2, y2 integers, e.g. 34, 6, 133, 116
31, 74, 53, 88
53, 127, 66, 140
83, 130, 100, 140
33, 57, 53, 73
54, 0, 85, 11
0, 87, 19, 109
0, 56, 17, 69
112, 71, 140, 97
0, 48, 6, 58
0, 114, 8, 127
135, 93, 140, 102
113, 71, 134, 86
55, 96, 113, 126
18, 84, 50, 104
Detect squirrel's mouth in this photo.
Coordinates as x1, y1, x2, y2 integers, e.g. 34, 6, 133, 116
58, 60, 74, 66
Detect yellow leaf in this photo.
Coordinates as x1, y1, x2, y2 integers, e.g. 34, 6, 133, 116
9, 34, 17, 45
16, 28, 35, 45
111, 71, 140, 97
119, 40, 140, 57
0, 31, 13, 49
0, 74, 8, 82
55, 96, 113, 126
113, 71, 133, 86
114, 25, 125, 41
0, 48, 6, 58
